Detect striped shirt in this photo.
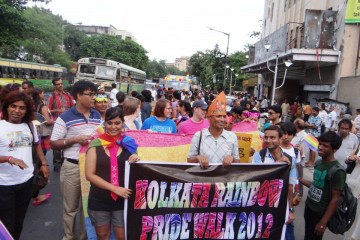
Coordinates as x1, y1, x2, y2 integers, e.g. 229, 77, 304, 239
50, 106, 101, 160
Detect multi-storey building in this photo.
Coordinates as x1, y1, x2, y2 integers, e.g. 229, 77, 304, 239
75, 24, 136, 42
241, 0, 360, 110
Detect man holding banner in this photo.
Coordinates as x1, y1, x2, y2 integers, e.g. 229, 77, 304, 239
188, 92, 240, 168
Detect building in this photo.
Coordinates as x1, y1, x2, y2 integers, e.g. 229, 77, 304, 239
75, 24, 137, 42
241, 0, 360, 112
174, 56, 190, 72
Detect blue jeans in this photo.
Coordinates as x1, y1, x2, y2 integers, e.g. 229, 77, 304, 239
286, 222, 295, 240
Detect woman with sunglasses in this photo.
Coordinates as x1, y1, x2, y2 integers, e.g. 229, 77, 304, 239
85, 107, 139, 240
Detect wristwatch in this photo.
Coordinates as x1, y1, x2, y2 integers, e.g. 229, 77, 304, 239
289, 207, 295, 213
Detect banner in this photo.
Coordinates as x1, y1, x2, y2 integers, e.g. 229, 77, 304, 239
236, 132, 252, 163
125, 162, 290, 239
345, 0, 360, 23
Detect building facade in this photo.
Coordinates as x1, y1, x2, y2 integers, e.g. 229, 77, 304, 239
75, 24, 136, 42
241, 0, 360, 112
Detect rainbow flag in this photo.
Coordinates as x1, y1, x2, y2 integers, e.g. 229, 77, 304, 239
0, 220, 13, 240
302, 133, 319, 152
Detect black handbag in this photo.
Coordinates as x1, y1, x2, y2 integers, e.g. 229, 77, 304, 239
27, 123, 48, 191
345, 145, 360, 174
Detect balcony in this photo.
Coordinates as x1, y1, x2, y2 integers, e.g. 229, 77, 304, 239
242, 9, 340, 79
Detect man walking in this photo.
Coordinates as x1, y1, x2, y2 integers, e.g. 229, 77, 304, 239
325, 106, 337, 132
334, 119, 359, 168
187, 92, 239, 168
48, 78, 74, 172
299, 131, 345, 239
50, 80, 101, 240
109, 83, 119, 107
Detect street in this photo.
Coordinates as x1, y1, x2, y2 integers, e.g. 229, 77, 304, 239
20, 151, 344, 240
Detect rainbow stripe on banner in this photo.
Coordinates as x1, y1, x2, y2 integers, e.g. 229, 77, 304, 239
80, 126, 262, 239
0, 221, 13, 240
302, 133, 319, 152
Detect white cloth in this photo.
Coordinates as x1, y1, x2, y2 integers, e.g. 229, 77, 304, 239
334, 133, 359, 168
110, 88, 119, 107
318, 110, 327, 125
0, 121, 38, 185
325, 110, 337, 129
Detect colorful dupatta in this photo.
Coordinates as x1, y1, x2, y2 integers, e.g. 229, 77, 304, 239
89, 133, 138, 201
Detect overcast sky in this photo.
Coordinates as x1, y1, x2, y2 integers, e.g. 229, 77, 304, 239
30, 0, 265, 62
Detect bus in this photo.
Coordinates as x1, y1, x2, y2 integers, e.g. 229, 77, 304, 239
75, 57, 147, 94
0, 57, 66, 90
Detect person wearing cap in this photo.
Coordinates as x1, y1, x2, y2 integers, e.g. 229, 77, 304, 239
178, 100, 209, 135
187, 92, 240, 167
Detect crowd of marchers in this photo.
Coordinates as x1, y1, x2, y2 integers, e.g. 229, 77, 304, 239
1, 79, 360, 240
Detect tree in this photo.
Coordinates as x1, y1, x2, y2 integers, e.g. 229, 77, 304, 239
0, 0, 51, 54
80, 35, 149, 70
63, 26, 87, 61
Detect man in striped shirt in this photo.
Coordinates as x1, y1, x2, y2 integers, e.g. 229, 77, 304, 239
50, 80, 101, 240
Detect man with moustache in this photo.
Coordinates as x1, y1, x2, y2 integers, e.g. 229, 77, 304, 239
187, 92, 240, 168
50, 80, 101, 240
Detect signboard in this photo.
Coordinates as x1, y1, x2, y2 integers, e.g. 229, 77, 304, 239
345, 0, 360, 23
236, 132, 252, 163
125, 162, 290, 240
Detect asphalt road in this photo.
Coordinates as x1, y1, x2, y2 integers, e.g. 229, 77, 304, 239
20, 151, 344, 240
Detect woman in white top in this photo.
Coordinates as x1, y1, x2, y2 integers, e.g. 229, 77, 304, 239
0, 91, 49, 240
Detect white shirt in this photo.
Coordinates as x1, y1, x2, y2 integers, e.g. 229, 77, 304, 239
318, 110, 328, 125
0, 121, 38, 185
110, 88, 119, 107
334, 133, 359, 168
325, 110, 337, 128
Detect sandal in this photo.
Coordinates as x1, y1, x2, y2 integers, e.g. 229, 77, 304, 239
33, 193, 51, 206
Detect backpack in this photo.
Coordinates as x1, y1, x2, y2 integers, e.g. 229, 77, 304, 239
316, 161, 358, 234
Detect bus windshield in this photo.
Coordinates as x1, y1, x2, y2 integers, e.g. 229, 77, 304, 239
96, 66, 115, 78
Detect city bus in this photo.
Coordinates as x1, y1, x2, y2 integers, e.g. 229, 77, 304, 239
75, 57, 147, 94
0, 57, 66, 90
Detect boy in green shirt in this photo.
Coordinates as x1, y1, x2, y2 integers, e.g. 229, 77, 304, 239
299, 131, 345, 239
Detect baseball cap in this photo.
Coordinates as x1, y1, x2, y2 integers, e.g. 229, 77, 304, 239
192, 100, 208, 110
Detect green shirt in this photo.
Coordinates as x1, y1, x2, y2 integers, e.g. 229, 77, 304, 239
305, 160, 346, 214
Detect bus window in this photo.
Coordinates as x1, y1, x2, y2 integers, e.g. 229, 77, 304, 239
80, 64, 95, 74
116, 69, 120, 82
49, 71, 54, 79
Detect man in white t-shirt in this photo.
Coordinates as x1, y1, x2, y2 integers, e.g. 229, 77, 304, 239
325, 106, 337, 131
109, 83, 119, 107
178, 100, 209, 135
334, 119, 359, 168
318, 103, 328, 134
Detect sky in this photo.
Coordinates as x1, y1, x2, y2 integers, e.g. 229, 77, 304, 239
30, 0, 265, 63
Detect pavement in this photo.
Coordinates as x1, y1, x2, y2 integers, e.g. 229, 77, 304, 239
20, 151, 344, 240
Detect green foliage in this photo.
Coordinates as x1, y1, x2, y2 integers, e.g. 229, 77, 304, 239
63, 26, 87, 61
80, 35, 149, 70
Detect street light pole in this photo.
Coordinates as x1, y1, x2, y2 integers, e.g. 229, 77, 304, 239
229, 68, 234, 95
271, 55, 279, 105
208, 27, 230, 90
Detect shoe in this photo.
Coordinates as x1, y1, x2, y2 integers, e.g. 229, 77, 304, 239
33, 193, 51, 206
53, 165, 61, 172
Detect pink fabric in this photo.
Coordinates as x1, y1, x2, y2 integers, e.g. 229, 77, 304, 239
125, 130, 193, 147
109, 145, 119, 201
232, 121, 258, 132
178, 118, 210, 135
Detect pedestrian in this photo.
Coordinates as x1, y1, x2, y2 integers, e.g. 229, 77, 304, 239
109, 83, 119, 107
21, 81, 34, 96
334, 119, 359, 168
85, 107, 140, 240
94, 94, 109, 123
252, 125, 298, 240
50, 80, 101, 240
123, 97, 141, 130
319, 103, 328, 134
303, 101, 312, 122
32, 88, 53, 206
260, 96, 268, 113
175, 100, 192, 127
48, 77, 74, 172
141, 99, 176, 133
178, 100, 209, 135
281, 99, 290, 120
140, 89, 152, 122
299, 131, 345, 240
268, 104, 282, 125
325, 105, 337, 132
305, 107, 322, 168
0, 91, 50, 240
115, 91, 126, 111
187, 92, 240, 168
